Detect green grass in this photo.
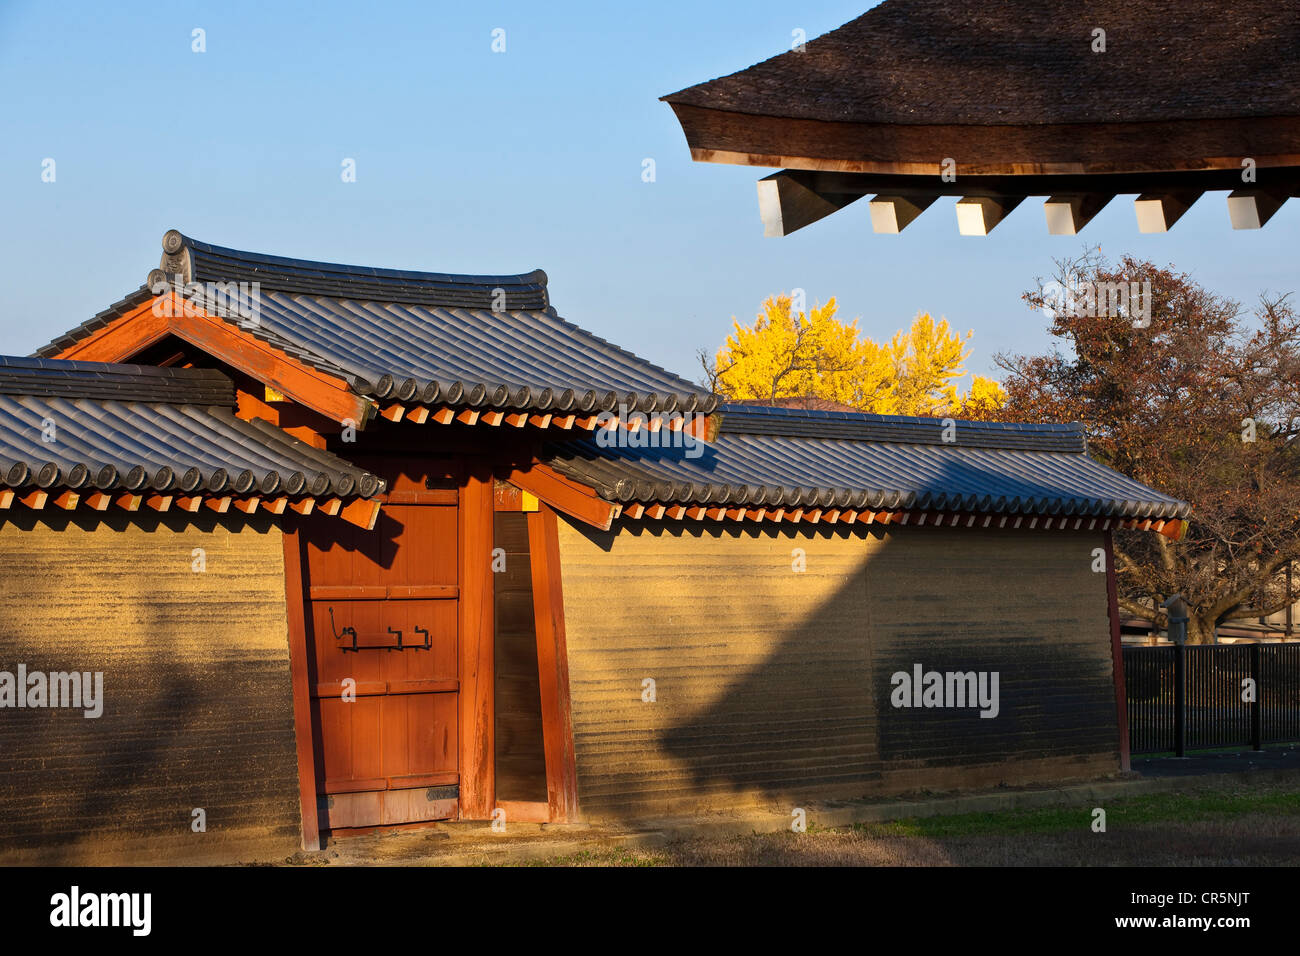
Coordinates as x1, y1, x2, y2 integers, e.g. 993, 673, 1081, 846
500, 781, 1300, 866
851, 786, 1300, 838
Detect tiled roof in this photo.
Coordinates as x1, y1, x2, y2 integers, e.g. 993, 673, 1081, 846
37, 286, 156, 358
38, 232, 719, 416
544, 403, 1189, 520
663, 0, 1300, 126
0, 356, 382, 500
728, 397, 864, 414
174, 234, 550, 312
0, 355, 233, 405
716, 404, 1087, 452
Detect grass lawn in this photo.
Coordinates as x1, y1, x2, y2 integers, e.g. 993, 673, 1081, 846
521, 784, 1300, 866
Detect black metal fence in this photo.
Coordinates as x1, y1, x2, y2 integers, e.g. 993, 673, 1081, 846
1123, 644, 1300, 755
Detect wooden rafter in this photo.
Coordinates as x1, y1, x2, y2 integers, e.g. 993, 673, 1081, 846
734, 166, 1300, 237
391, 403, 714, 437
757, 170, 862, 237
504, 463, 621, 532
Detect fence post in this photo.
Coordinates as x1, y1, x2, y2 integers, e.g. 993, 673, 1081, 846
1164, 595, 1190, 757
1174, 642, 1186, 757
1250, 642, 1263, 751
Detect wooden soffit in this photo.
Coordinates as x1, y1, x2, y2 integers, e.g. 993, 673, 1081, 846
668, 102, 1300, 177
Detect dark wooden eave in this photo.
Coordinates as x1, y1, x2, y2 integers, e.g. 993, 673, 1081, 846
667, 103, 1300, 179
663, 0, 1300, 235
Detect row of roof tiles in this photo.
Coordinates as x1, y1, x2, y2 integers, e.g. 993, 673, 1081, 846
38, 232, 719, 417
717, 404, 1088, 452
544, 407, 1188, 519
0, 355, 1188, 525
22, 232, 1188, 528
171, 232, 551, 312
0, 357, 381, 500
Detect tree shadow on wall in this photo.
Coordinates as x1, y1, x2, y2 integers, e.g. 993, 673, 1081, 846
0, 509, 301, 864
567, 518, 1120, 822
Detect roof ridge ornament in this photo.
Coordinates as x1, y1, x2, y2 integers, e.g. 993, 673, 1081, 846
149, 228, 194, 288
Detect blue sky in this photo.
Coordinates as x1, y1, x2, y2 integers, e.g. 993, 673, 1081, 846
2, 0, 1296, 386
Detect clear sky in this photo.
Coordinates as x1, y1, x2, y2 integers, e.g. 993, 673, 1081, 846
2, 1, 1296, 387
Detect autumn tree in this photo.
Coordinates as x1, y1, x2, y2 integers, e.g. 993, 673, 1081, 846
1001, 250, 1300, 644
701, 293, 1005, 417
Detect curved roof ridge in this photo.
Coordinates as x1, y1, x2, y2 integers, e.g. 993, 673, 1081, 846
155, 230, 550, 312
718, 402, 1086, 453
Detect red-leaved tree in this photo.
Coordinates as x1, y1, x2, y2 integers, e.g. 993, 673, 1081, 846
1000, 250, 1300, 643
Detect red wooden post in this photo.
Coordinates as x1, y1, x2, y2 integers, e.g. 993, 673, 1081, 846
281, 524, 321, 850
528, 504, 581, 823
458, 463, 496, 818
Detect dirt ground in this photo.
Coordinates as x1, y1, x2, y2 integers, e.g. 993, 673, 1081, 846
290, 780, 1300, 867
522, 814, 1300, 867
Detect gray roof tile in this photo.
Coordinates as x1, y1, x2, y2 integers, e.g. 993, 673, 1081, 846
0, 356, 382, 498
544, 403, 1188, 519
717, 403, 1087, 452
38, 233, 718, 415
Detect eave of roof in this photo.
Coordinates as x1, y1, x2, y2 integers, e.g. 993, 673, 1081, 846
543, 404, 1190, 527
663, 1, 1300, 127
39, 231, 719, 421
37, 286, 155, 359
0, 356, 384, 526
662, 1, 1300, 175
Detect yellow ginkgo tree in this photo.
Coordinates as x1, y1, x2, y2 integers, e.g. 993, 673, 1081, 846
703, 294, 1005, 418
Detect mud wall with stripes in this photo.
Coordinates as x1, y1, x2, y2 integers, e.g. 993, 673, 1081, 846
557, 518, 1119, 820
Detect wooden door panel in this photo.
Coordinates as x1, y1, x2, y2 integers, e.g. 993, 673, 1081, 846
321, 790, 382, 829
308, 599, 457, 683
379, 693, 457, 784
302, 457, 463, 828
314, 696, 384, 787
383, 505, 457, 585
380, 789, 458, 827
319, 788, 458, 828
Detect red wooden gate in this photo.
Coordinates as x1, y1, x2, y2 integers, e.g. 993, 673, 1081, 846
301, 457, 462, 829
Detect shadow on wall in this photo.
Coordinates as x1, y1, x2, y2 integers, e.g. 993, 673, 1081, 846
0, 509, 302, 864
560, 517, 1120, 822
